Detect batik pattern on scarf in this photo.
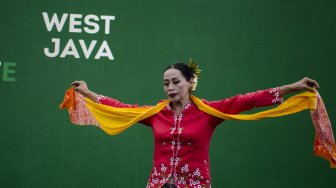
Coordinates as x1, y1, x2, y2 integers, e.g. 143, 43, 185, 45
311, 92, 336, 167
60, 88, 98, 126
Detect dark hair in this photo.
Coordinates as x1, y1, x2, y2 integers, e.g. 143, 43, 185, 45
164, 62, 194, 81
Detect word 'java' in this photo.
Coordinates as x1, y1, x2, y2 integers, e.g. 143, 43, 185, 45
42, 12, 115, 60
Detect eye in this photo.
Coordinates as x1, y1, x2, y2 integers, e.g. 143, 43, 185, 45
173, 80, 180, 84
164, 82, 169, 86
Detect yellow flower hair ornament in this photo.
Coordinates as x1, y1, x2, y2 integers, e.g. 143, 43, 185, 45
188, 58, 201, 92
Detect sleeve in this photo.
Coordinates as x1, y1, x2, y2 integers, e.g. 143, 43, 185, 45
96, 95, 154, 126
96, 95, 141, 108
208, 87, 283, 114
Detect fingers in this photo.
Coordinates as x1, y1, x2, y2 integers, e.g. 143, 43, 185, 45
304, 85, 316, 92
71, 80, 85, 87
70, 81, 89, 94
71, 81, 82, 92
71, 81, 79, 86
304, 77, 320, 89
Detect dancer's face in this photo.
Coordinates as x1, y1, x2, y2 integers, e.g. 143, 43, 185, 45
163, 68, 191, 102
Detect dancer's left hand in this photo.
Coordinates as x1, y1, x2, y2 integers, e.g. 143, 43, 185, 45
290, 77, 320, 92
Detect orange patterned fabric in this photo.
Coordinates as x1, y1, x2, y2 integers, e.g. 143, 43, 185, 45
59, 88, 98, 126
311, 92, 336, 167
59, 87, 76, 110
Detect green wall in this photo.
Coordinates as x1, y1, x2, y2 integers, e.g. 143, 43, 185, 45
0, 0, 335, 187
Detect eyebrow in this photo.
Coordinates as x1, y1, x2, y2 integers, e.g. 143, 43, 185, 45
164, 77, 179, 82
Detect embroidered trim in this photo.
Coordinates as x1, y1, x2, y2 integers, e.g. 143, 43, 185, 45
269, 87, 283, 104
147, 163, 211, 188
169, 114, 183, 179
96, 95, 105, 104
166, 103, 192, 111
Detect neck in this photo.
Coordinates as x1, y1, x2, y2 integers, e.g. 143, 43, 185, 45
171, 95, 191, 114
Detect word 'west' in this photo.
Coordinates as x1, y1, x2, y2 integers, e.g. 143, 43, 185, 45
42, 12, 115, 60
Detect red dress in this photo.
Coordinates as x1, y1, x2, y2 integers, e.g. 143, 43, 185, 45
97, 87, 283, 188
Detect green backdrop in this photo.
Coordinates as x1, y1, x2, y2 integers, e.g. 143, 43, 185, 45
0, 0, 335, 187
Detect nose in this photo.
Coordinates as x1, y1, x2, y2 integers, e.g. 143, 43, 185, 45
168, 82, 175, 91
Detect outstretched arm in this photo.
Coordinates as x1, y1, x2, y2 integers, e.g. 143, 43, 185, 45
70, 80, 152, 126
71, 80, 142, 108
208, 77, 319, 115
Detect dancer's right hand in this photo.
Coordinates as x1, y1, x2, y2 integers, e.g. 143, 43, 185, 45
71, 80, 89, 95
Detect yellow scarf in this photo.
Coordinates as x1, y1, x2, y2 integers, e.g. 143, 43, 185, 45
60, 88, 335, 168
82, 91, 316, 134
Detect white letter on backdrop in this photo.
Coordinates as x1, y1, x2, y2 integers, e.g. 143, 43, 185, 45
84, 15, 99, 34
69, 14, 82, 33
44, 38, 60, 57
100, 15, 115, 34
60, 39, 80, 58
95, 40, 114, 60
42, 12, 68, 32
79, 40, 97, 59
